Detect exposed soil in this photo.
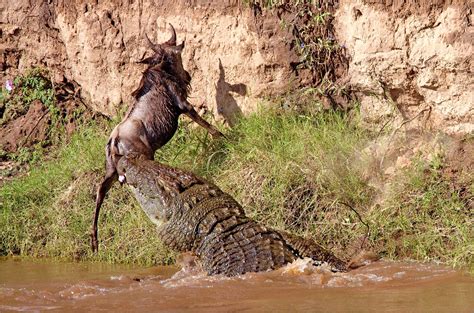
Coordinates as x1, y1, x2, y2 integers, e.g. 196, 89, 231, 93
1, 100, 50, 152
0, 79, 93, 185
363, 0, 472, 15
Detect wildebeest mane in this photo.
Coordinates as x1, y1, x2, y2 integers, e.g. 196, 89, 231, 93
131, 55, 191, 101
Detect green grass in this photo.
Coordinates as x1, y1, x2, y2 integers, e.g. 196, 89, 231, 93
1, 68, 56, 127
1, 105, 472, 271
0, 124, 174, 265
370, 158, 473, 269
211, 109, 374, 256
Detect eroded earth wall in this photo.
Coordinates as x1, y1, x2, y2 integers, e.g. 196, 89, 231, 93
335, 0, 473, 135
1, 0, 297, 124
1, 0, 473, 134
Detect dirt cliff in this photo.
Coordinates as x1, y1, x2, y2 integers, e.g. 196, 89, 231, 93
1, 0, 473, 134
336, 0, 473, 135
1, 1, 298, 125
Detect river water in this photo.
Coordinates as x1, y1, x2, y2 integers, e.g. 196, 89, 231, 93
0, 257, 473, 312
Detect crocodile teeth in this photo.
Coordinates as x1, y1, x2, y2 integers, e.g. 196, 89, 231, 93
118, 175, 126, 183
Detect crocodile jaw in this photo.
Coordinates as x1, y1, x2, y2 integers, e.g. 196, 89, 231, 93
129, 185, 165, 227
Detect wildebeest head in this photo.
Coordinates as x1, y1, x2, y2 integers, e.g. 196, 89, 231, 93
140, 24, 191, 86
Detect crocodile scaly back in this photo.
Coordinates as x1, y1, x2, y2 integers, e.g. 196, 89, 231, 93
118, 155, 348, 276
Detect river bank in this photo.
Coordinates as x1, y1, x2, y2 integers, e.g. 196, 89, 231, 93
1, 105, 472, 271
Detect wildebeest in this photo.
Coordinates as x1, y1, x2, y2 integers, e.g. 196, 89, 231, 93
91, 24, 223, 252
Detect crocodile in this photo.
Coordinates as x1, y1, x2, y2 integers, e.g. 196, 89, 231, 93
117, 154, 348, 276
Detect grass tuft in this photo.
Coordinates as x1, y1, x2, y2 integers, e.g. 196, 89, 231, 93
370, 157, 473, 269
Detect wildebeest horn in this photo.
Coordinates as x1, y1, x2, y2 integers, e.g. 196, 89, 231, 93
165, 23, 177, 46
144, 33, 159, 53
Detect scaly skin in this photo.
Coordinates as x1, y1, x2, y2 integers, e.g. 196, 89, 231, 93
117, 154, 348, 276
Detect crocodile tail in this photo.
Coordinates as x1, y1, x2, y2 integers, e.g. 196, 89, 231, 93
279, 231, 348, 272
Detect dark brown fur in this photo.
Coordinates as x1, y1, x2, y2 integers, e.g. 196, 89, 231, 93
91, 24, 223, 252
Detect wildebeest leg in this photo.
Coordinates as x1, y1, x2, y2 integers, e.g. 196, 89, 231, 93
184, 107, 224, 138
168, 84, 224, 138
91, 156, 118, 252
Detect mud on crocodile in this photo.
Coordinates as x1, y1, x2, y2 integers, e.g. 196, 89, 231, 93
117, 154, 348, 276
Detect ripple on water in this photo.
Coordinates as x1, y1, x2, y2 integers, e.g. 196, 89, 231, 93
276, 258, 456, 288
151, 257, 459, 290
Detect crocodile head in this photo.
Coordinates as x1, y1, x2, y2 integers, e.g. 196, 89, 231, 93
116, 153, 204, 225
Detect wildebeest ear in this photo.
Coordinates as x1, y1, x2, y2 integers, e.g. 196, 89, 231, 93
169, 41, 185, 54
138, 56, 154, 64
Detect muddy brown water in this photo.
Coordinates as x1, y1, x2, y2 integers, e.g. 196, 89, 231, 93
1, 258, 473, 313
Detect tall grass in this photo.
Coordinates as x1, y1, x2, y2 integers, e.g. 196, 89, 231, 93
1, 106, 472, 270
211, 109, 374, 258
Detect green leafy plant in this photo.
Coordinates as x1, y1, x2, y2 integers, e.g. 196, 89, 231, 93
0, 68, 69, 164
1, 68, 56, 125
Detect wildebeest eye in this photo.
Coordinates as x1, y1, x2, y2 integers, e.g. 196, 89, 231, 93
139, 54, 164, 65
168, 42, 185, 54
